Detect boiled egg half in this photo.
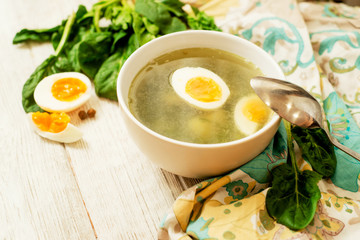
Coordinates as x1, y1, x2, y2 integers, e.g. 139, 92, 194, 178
34, 72, 91, 112
170, 67, 230, 110
28, 112, 83, 143
234, 94, 271, 136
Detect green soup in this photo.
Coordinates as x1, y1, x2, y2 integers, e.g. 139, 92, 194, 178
128, 47, 266, 144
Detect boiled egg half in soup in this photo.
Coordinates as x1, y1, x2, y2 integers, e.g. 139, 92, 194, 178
234, 94, 271, 136
28, 112, 83, 143
170, 67, 230, 110
34, 72, 91, 112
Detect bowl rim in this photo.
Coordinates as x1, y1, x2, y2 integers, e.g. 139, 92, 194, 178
117, 30, 283, 149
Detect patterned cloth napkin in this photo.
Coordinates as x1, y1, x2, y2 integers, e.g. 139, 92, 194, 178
158, 1, 360, 239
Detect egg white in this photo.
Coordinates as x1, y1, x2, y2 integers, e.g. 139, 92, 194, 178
28, 113, 83, 143
170, 67, 230, 110
234, 94, 268, 136
34, 72, 91, 112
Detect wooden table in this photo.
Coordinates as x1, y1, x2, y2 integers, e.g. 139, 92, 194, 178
0, 0, 201, 239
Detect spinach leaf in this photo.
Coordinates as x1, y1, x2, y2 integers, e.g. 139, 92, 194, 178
50, 24, 66, 51
132, 11, 157, 48
56, 19, 113, 78
111, 30, 128, 52
111, 3, 133, 31
142, 17, 159, 35
94, 10, 158, 100
93, 50, 123, 101
266, 164, 322, 230
292, 126, 337, 178
11, 4, 89, 46
135, 0, 171, 24
22, 56, 58, 112
13, 26, 60, 44
54, 54, 78, 72
162, 16, 187, 34
75, 32, 113, 78
187, 8, 221, 31
75, 5, 90, 22
266, 121, 322, 230
135, 0, 186, 35
158, 0, 186, 17
94, 34, 137, 100
16, 0, 221, 111
21, 12, 77, 113
48, 5, 90, 51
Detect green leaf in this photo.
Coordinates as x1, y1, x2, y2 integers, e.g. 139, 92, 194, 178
75, 32, 113, 78
67, 43, 82, 72
54, 12, 77, 56
75, 5, 90, 22
266, 121, 322, 230
54, 54, 78, 72
131, 12, 156, 47
13, 26, 60, 44
135, 0, 186, 35
22, 55, 58, 112
135, 0, 170, 24
187, 10, 221, 31
94, 34, 137, 100
131, 11, 145, 49
157, 0, 186, 17
162, 16, 186, 34
111, 30, 128, 52
17, 0, 223, 108
50, 25, 65, 51
94, 50, 122, 101
142, 17, 159, 35
14, 5, 89, 48
51, 5, 92, 51
292, 126, 337, 178
21, 12, 81, 112
266, 164, 322, 230
112, 4, 133, 30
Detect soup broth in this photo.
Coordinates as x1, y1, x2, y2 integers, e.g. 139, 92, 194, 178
128, 48, 268, 144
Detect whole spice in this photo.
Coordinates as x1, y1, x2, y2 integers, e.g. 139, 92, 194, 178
87, 108, 96, 118
78, 110, 87, 120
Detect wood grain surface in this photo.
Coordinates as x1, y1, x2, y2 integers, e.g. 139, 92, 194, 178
0, 0, 201, 239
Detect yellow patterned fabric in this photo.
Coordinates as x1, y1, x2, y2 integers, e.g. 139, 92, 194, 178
158, 1, 360, 239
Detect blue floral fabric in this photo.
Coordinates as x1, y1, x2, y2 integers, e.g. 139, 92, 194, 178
158, 1, 360, 239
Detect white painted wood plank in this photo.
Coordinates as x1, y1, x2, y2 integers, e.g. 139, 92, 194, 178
2, 0, 203, 239
65, 95, 190, 239
0, 0, 98, 239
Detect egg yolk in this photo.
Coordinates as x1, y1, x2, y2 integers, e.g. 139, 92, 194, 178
32, 112, 70, 133
51, 78, 87, 102
242, 98, 270, 124
185, 77, 222, 102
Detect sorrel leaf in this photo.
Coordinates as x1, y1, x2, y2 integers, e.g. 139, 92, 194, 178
292, 126, 337, 177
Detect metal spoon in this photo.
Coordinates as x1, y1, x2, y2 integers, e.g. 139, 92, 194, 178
250, 76, 360, 161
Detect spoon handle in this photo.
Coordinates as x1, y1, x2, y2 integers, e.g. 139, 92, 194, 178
328, 135, 360, 162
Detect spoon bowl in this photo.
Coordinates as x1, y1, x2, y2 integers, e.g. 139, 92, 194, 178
250, 76, 360, 161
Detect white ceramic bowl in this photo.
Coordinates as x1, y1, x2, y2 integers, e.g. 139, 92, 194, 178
117, 30, 284, 178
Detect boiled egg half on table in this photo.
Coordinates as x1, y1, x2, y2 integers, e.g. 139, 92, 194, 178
28, 72, 92, 143
170, 66, 270, 136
